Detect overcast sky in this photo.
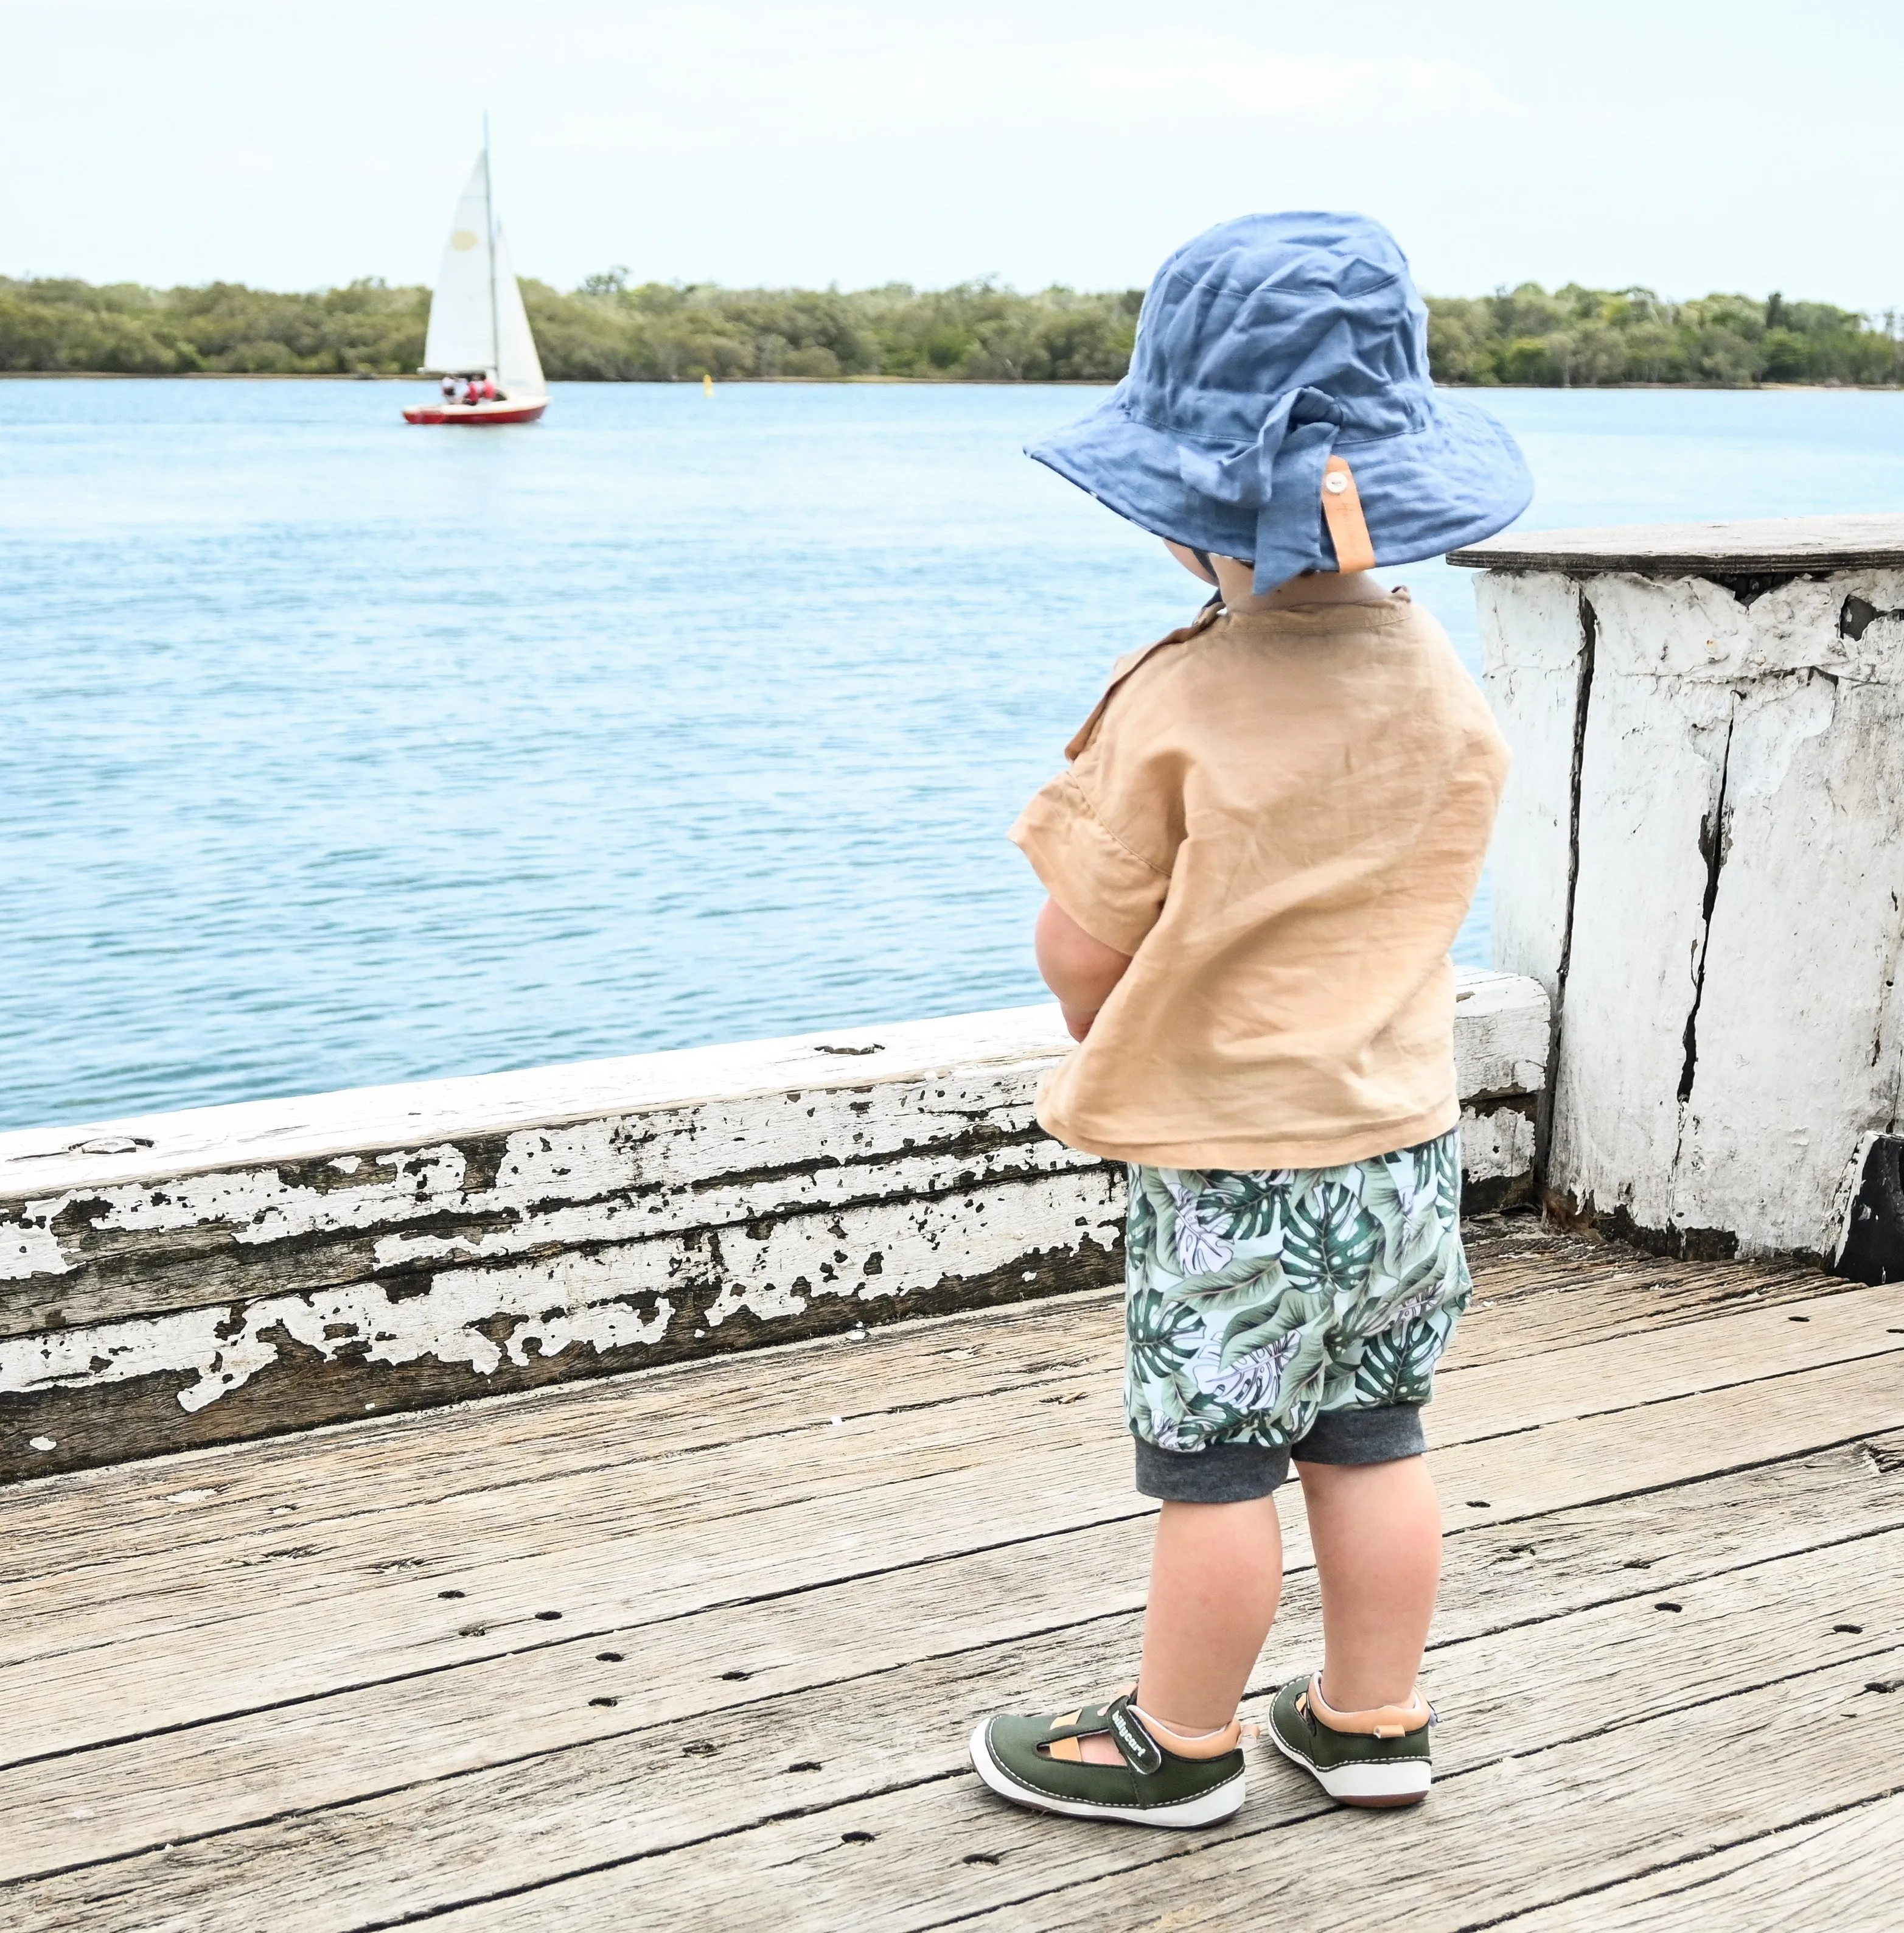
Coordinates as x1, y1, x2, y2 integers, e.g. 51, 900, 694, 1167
6, 0, 1899, 306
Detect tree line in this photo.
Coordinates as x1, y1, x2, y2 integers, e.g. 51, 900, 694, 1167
4, 271, 1901, 387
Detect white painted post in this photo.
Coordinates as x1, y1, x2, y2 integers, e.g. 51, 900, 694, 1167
1457, 515, 1904, 1260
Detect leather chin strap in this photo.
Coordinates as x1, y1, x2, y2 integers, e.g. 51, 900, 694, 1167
1188, 454, 1375, 594
1320, 455, 1376, 572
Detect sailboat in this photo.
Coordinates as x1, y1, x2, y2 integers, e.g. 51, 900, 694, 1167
403, 128, 549, 426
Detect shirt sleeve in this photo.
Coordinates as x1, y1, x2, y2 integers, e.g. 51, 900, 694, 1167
1009, 664, 1188, 958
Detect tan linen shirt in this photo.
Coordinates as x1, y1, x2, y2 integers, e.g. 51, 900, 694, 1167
1010, 590, 1509, 1170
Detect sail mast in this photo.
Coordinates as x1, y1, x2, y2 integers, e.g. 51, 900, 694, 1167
482, 113, 499, 379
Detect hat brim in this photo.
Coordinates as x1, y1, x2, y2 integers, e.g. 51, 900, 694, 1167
1026, 388, 1533, 571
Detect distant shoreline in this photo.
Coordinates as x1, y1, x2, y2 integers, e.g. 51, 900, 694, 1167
2, 369, 1898, 394
7, 274, 1902, 389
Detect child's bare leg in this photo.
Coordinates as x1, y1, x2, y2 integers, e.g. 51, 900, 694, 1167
1075, 1495, 1282, 1764
1296, 1455, 1440, 1710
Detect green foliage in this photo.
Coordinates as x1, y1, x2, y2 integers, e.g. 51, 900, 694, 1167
0, 272, 1140, 382
1, 271, 1899, 387
0, 276, 428, 375
518, 277, 1143, 382
1423, 281, 1904, 387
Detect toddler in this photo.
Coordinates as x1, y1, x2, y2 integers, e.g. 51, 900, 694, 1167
968, 212, 1529, 1823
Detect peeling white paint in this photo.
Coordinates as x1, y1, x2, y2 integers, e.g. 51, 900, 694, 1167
0, 991, 1546, 1432
2, 1219, 68, 1284
700, 1168, 1124, 1331
0, 1245, 678, 1413
1482, 554, 1904, 1255
1460, 1106, 1536, 1183
10, 1143, 470, 1274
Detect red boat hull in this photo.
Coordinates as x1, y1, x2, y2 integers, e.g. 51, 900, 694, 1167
403, 398, 548, 427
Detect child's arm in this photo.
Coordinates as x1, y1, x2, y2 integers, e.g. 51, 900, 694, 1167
1035, 898, 1132, 1041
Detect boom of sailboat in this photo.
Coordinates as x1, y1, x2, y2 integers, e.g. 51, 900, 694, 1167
404, 136, 549, 427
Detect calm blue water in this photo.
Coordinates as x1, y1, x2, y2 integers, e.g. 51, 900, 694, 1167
9, 379, 1904, 1132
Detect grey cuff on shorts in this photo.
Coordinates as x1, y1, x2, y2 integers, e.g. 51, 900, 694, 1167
1294, 1403, 1427, 1467
1133, 1405, 1428, 1503
1134, 1436, 1292, 1502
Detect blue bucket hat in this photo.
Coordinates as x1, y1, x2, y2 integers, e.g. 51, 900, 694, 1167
1027, 212, 1532, 593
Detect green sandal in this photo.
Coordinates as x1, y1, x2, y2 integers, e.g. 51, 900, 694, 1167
969, 1687, 1249, 1828
1267, 1672, 1434, 1807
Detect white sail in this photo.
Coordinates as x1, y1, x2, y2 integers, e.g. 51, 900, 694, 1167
421, 153, 498, 375
491, 227, 547, 399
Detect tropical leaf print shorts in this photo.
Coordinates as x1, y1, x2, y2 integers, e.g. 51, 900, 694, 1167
1125, 1129, 1471, 1503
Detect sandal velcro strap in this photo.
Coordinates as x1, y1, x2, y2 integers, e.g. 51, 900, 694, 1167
1107, 1696, 1163, 1775
1306, 1674, 1431, 1740
1037, 1686, 1243, 1772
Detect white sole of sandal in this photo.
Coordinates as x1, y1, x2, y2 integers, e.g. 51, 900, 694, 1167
967, 1721, 1247, 1828
1268, 1723, 1432, 1806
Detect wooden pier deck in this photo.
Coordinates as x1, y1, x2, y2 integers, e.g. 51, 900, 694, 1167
3, 1218, 1901, 1932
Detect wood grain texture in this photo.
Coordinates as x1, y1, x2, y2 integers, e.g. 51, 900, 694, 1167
1449, 511, 1904, 575
947, 1651, 1904, 1933
1476, 570, 1590, 1005
0, 1254, 1878, 1741
354, 1572, 1904, 1933
0, 1231, 1894, 1933
0, 982, 1547, 1480
15, 1539, 1902, 1932
0, 1220, 1824, 1590
1479, 557, 1904, 1259
2, 1422, 1895, 1896
1546, 576, 1735, 1242
1501, 1789, 1904, 1930
0, 1008, 1079, 1197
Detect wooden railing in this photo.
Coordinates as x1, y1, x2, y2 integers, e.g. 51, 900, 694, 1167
0, 975, 1547, 1480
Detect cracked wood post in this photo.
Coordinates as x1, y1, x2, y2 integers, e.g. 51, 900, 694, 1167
0, 985, 1547, 1480
1455, 514, 1904, 1262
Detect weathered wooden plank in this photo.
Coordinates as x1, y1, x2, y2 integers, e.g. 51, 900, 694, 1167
0, 1225, 1827, 1600
1502, 1789, 1904, 1931
1481, 559, 1904, 1261
1450, 511, 1904, 576
1, 1068, 1094, 1339
0, 1163, 1126, 1478
1567, 572, 1904, 1260
0, 1275, 1894, 1803
0, 982, 1550, 1206
1431, 1274, 1904, 1441
0, 1009, 1079, 1198
1546, 577, 1737, 1245
0, 982, 1547, 1480
1475, 570, 1591, 1005
1458, 1227, 1829, 1358
3, 1417, 1895, 1893
0, 1260, 1888, 1728
56, 1536, 1897, 1933
1672, 662, 1904, 1254
963, 1654, 1904, 1933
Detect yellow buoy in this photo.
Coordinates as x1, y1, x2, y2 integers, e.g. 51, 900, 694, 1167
703, 372, 714, 396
